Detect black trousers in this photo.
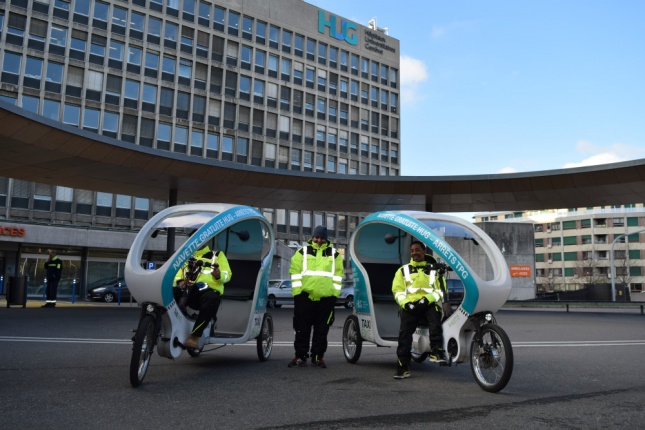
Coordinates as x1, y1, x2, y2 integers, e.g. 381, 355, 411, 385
293, 293, 336, 360
45, 277, 60, 302
396, 301, 443, 368
187, 288, 221, 337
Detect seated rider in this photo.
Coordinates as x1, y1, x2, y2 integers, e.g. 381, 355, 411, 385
392, 240, 452, 380
173, 279, 189, 315
174, 243, 232, 349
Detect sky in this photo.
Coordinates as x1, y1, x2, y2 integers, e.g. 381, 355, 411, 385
310, 0, 645, 220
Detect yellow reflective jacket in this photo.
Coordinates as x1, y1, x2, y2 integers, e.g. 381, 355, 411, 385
289, 239, 343, 300
392, 258, 446, 308
174, 246, 232, 295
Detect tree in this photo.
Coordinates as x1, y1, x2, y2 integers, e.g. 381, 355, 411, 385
575, 258, 608, 286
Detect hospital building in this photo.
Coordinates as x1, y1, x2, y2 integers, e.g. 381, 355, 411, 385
0, 0, 401, 298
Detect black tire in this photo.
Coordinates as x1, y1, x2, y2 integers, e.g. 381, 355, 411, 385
256, 313, 273, 361
470, 323, 514, 393
411, 350, 429, 363
267, 295, 277, 309
103, 292, 115, 303
344, 295, 354, 309
129, 315, 156, 387
342, 315, 362, 363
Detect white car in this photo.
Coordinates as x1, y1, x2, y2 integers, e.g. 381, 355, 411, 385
337, 284, 354, 309
267, 279, 293, 308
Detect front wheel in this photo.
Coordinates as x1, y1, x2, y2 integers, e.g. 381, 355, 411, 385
256, 313, 274, 361
130, 315, 157, 387
470, 323, 514, 393
342, 315, 363, 363
104, 292, 115, 303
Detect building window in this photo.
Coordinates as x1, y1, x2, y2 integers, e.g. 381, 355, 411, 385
96, 192, 113, 217
102, 111, 119, 138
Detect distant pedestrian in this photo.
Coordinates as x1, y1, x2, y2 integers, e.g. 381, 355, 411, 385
43, 251, 63, 308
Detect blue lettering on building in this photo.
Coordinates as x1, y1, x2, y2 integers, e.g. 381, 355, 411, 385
318, 11, 358, 45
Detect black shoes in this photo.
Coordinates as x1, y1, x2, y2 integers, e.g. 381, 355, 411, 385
312, 358, 327, 368
394, 367, 410, 379
288, 357, 307, 368
429, 348, 447, 363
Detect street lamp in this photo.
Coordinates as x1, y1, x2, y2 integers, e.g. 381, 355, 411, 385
610, 228, 645, 302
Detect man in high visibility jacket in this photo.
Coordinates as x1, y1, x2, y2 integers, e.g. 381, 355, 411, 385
175, 244, 232, 349
392, 240, 451, 379
43, 251, 63, 308
288, 225, 344, 368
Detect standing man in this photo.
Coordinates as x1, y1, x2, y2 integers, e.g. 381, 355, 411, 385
288, 226, 344, 368
43, 251, 63, 308
392, 240, 451, 379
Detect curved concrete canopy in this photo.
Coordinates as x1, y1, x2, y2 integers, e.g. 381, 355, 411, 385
1, 102, 644, 213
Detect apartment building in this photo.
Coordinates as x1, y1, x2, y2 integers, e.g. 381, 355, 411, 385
475, 205, 645, 295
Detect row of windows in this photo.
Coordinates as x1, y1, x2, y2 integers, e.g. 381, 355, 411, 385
535, 233, 643, 247
0, 94, 399, 175
534, 217, 641, 232
11, 0, 399, 86
0, 9, 399, 116
0, 177, 152, 218
0, 176, 362, 237
536, 249, 642, 263
536, 267, 644, 278
0, 51, 399, 141
1, 1, 399, 93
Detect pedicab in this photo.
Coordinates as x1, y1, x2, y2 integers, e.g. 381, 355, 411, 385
125, 203, 275, 387
341, 211, 514, 392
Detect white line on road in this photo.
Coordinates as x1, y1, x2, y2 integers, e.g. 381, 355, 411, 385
2, 336, 645, 348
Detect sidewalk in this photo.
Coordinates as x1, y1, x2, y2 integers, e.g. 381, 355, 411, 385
1, 296, 139, 308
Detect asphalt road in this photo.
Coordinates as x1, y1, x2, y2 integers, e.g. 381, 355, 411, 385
1, 303, 645, 429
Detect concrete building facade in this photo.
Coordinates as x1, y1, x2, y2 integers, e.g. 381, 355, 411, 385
0, 0, 400, 297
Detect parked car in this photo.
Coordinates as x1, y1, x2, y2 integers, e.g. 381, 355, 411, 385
267, 279, 293, 308
337, 283, 354, 309
447, 279, 465, 305
87, 277, 132, 303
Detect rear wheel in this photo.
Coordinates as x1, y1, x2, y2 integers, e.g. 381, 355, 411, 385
256, 313, 274, 361
470, 324, 514, 393
411, 350, 428, 363
129, 315, 156, 387
342, 315, 362, 363
344, 295, 354, 309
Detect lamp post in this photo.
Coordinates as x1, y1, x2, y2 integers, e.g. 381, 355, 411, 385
610, 228, 645, 302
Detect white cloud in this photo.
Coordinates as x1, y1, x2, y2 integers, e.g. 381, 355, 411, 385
563, 140, 645, 168
497, 167, 517, 174
400, 55, 429, 105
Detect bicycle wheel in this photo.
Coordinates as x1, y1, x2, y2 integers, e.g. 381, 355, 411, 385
342, 315, 363, 363
256, 313, 274, 361
411, 350, 429, 363
470, 323, 514, 393
129, 315, 156, 387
